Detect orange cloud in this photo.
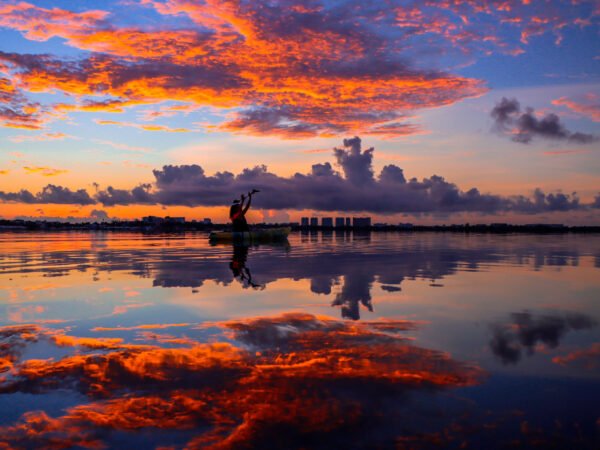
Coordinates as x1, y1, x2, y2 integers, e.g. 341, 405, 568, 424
0, 76, 45, 129
0, 1, 489, 138
53, 98, 142, 113
23, 166, 68, 177
9, 132, 72, 143
52, 334, 155, 351
6, 305, 45, 323
92, 323, 191, 332
552, 94, 600, 122
552, 343, 600, 370
111, 302, 153, 315
94, 119, 191, 132
0, 0, 591, 139
0, 2, 108, 42
542, 149, 591, 156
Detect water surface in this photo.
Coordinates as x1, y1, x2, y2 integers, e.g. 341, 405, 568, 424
1, 231, 599, 449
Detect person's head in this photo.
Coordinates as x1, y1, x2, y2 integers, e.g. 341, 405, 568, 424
230, 200, 241, 216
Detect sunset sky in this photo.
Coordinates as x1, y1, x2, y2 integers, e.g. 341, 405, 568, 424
0, 0, 599, 224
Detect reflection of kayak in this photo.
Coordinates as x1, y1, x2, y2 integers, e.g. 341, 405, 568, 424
209, 227, 291, 243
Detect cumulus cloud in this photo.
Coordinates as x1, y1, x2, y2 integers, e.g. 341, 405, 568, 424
491, 97, 598, 144
0, 184, 95, 205
96, 137, 591, 214
1, 137, 597, 214
89, 209, 109, 221
94, 184, 154, 206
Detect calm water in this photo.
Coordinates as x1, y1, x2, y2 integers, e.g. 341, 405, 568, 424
0, 231, 599, 449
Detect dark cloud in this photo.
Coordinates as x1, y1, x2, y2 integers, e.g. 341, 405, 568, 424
333, 136, 375, 185
94, 184, 153, 206
1, 137, 595, 214
120, 137, 589, 214
220, 106, 332, 138
491, 97, 598, 144
490, 310, 597, 365
89, 209, 109, 221
509, 188, 581, 213
0, 184, 95, 205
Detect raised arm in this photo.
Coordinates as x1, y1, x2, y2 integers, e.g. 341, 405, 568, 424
242, 192, 252, 214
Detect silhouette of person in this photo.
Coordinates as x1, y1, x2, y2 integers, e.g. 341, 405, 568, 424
229, 190, 257, 232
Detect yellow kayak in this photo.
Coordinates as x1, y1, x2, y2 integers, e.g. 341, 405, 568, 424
209, 227, 291, 243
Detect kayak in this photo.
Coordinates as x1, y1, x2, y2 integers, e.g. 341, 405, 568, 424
209, 227, 291, 243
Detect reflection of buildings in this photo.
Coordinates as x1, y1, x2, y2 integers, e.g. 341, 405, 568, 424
300, 216, 370, 229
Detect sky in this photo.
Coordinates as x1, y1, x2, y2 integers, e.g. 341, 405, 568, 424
0, 0, 599, 224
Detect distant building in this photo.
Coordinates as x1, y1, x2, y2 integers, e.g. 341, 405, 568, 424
143, 216, 164, 224
322, 217, 333, 228
352, 217, 371, 228
310, 217, 319, 228
301, 217, 309, 228
335, 217, 345, 228
165, 216, 185, 224
202, 218, 212, 225
397, 223, 413, 229
345, 217, 351, 227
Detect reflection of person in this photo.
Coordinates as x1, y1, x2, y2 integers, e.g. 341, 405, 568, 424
229, 244, 264, 289
229, 189, 258, 232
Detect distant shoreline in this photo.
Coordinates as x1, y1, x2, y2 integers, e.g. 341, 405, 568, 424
1, 220, 599, 234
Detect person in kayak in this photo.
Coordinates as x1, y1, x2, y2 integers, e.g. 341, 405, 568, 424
229, 189, 258, 232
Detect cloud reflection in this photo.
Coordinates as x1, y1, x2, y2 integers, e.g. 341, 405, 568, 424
0, 313, 483, 449
489, 311, 597, 365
